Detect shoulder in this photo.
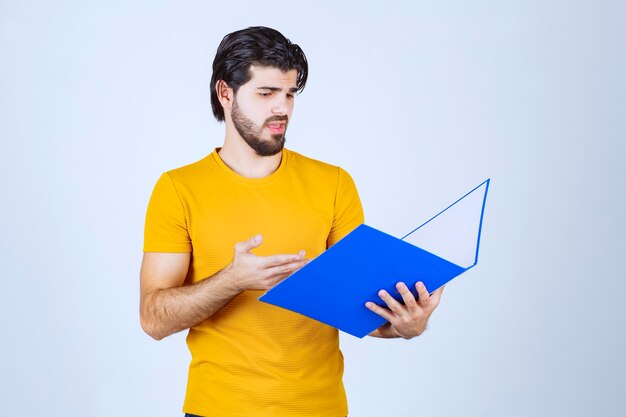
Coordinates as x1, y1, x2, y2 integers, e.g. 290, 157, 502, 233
286, 149, 353, 180
162, 154, 213, 184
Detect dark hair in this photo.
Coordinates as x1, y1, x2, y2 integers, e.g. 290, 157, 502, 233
210, 26, 308, 122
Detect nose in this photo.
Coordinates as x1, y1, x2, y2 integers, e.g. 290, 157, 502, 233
271, 96, 291, 116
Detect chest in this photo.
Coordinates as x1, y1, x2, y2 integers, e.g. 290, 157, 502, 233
184, 178, 335, 266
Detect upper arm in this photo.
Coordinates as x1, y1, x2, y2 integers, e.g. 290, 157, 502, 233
141, 172, 191, 305
140, 252, 190, 302
326, 167, 364, 248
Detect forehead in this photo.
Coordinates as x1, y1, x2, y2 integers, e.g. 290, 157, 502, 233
246, 65, 298, 88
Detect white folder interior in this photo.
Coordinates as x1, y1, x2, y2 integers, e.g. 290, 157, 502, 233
401, 180, 489, 269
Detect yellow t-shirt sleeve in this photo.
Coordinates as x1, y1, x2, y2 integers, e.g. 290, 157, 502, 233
143, 172, 192, 253
326, 167, 365, 248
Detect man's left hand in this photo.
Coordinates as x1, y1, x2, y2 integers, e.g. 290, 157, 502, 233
366, 281, 444, 339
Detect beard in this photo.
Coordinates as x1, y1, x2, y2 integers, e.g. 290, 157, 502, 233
231, 98, 288, 157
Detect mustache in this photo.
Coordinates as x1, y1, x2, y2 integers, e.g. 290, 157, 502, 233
264, 115, 289, 125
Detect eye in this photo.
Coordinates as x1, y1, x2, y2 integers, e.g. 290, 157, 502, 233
259, 92, 271, 97
287, 94, 295, 100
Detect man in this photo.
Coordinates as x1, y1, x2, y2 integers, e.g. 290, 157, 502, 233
140, 26, 444, 417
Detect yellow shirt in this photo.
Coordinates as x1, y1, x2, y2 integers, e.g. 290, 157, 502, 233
144, 148, 364, 417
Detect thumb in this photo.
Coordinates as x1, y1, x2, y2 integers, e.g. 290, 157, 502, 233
235, 234, 263, 254
430, 285, 445, 304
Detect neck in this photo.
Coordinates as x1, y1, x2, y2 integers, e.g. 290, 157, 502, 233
218, 132, 283, 179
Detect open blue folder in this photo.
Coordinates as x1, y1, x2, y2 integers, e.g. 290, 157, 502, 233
259, 179, 490, 338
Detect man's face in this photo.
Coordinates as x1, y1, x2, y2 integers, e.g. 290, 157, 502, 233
229, 65, 298, 156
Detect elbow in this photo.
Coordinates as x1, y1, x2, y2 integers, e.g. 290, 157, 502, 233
140, 313, 166, 341
146, 328, 166, 342
149, 332, 166, 341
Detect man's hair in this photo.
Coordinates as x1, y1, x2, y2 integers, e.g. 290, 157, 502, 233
210, 26, 308, 122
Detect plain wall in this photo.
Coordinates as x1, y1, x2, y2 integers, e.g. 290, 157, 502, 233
1, 1, 624, 416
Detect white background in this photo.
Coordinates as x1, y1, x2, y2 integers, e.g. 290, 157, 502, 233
1, 1, 624, 416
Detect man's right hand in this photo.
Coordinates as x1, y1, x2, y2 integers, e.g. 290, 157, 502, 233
225, 234, 309, 292
140, 234, 308, 340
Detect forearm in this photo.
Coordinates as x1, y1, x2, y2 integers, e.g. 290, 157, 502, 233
368, 323, 401, 339
141, 268, 240, 340
368, 322, 427, 339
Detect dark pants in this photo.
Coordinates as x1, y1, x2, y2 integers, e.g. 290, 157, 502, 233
186, 414, 346, 417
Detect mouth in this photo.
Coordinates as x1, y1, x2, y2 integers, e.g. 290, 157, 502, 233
266, 122, 286, 134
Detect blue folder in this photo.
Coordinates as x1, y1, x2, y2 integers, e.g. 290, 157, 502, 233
259, 179, 490, 338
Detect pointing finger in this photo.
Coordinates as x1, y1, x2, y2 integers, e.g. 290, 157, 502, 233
261, 251, 307, 267
265, 259, 309, 277
378, 289, 404, 316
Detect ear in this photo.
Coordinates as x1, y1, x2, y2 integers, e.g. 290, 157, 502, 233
215, 80, 234, 112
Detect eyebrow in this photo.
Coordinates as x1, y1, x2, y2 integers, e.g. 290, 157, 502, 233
257, 87, 298, 93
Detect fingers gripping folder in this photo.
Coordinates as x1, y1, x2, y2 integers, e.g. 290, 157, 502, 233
259, 179, 491, 338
